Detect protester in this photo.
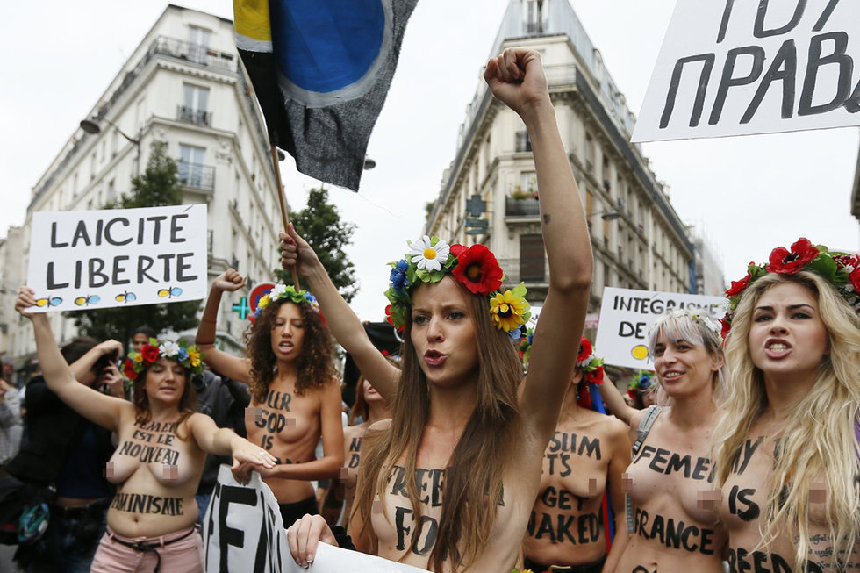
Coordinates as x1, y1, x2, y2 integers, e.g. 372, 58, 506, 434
195, 271, 345, 528
15, 287, 275, 573
340, 369, 393, 537
131, 326, 157, 352
522, 337, 630, 572
714, 239, 860, 572
627, 370, 658, 410
604, 310, 728, 572
283, 46, 592, 572
6, 337, 122, 573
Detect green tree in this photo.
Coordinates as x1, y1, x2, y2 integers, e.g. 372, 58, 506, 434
74, 142, 201, 345
277, 187, 357, 302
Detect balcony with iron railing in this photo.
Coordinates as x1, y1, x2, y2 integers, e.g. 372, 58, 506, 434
176, 105, 212, 127
177, 161, 215, 191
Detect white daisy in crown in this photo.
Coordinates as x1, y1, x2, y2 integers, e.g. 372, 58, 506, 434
270, 283, 287, 298
159, 340, 181, 357
408, 235, 450, 272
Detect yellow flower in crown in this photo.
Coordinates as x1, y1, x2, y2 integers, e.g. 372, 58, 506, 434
258, 294, 270, 309
489, 285, 530, 333
188, 347, 201, 368
132, 352, 144, 363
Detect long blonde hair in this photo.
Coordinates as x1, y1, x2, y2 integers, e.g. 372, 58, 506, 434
354, 283, 522, 572
713, 271, 860, 570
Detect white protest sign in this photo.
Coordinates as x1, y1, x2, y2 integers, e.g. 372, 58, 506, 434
594, 287, 727, 370
633, 0, 860, 142
203, 465, 430, 573
27, 205, 207, 312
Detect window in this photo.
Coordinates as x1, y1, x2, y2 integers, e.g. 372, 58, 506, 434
181, 84, 210, 125
179, 144, 206, 187
188, 25, 211, 64
520, 234, 545, 282
584, 134, 593, 171
515, 130, 531, 153
524, 0, 544, 33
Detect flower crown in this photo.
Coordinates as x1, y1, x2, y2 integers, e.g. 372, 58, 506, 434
721, 238, 860, 336
627, 369, 655, 400
576, 336, 605, 385
254, 283, 320, 320
123, 338, 203, 381
384, 236, 530, 334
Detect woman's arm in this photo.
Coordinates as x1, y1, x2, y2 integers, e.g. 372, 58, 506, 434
260, 379, 345, 481
16, 287, 127, 432
196, 270, 254, 384
606, 419, 632, 537
280, 229, 399, 403
188, 412, 277, 468
486, 49, 593, 441
598, 376, 638, 426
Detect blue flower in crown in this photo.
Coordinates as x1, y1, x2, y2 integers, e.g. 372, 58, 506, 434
389, 260, 410, 295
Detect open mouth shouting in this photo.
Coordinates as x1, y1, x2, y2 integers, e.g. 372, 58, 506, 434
424, 349, 446, 367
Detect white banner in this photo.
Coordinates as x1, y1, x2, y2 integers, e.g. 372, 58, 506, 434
633, 0, 860, 142
594, 287, 727, 370
26, 205, 207, 312
203, 466, 430, 573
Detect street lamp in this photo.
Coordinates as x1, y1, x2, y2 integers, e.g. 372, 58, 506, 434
80, 117, 140, 145
363, 156, 376, 170
80, 117, 142, 175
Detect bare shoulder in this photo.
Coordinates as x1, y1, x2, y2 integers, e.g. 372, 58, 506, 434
343, 423, 365, 440
368, 418, 391, 433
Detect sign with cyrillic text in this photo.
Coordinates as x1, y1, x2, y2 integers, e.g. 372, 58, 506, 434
594, 287, 727, 369
633, 0, 860, 142
27, 205, 207, 312
203, 466, 430, 573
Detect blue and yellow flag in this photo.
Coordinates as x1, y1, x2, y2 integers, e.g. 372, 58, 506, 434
234, 0, 419, 191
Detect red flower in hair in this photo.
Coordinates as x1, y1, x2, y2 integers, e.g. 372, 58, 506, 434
451, 244, 504, 295
766, 238, 819, 275
626, 388, 637, 400
384, 305, 404, 333
141, 345, 159, 363
833, 253, 859, 270
577, 337, 592, 364
123, 358, 137, 380
585, 366, 604, 385
850, 267, 860, 293
720, 317, 731, 339
725, 275, 750, 297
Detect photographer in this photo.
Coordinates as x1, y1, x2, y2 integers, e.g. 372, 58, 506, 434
6, 338, 120, 573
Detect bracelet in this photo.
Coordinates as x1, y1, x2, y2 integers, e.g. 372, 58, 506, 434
201, 316, 217, 324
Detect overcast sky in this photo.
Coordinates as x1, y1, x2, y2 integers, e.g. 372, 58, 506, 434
2, 1, 858, 321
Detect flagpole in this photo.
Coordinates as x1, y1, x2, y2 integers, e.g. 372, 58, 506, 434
270, 143, 301, 288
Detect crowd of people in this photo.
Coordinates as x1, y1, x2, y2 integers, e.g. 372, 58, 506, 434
0, 47, 856, 573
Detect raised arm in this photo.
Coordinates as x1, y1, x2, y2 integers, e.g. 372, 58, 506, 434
15, 287, 128, 432
280, 229, 399, 402
486, 48, 593, 441
196, 269, 253, 383
597, 375, 638, 426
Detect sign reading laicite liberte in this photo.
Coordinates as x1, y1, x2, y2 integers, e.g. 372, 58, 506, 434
26, 205, 207, 313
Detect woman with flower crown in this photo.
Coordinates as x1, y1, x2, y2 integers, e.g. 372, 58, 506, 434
713, 238, 860, 573
280, 46, 593, 573
603, 309, 728, 573
194, 269, 345, 528
14, 286, 275, 573
521, 336, 630, 573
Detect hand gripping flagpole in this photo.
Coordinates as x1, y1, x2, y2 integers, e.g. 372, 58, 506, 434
270, 144, 301, 289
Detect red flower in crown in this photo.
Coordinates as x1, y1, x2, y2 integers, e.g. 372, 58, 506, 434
720, 317, 731, 340
725, 274, 750, 297
766, 238, 819, 275
585, 366, 605, 385
850, 267, 860, 293
577, 337, 592, 364
833, 253, 860, 271
384, 304, 404, 333
123, 358, 137, 380
141, 345, 160, 363
451, 244, 504, 295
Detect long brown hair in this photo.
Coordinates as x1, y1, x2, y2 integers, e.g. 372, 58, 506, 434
354, 282, 523, 572
132, 364, 197, 439
245, 299, 336, 403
